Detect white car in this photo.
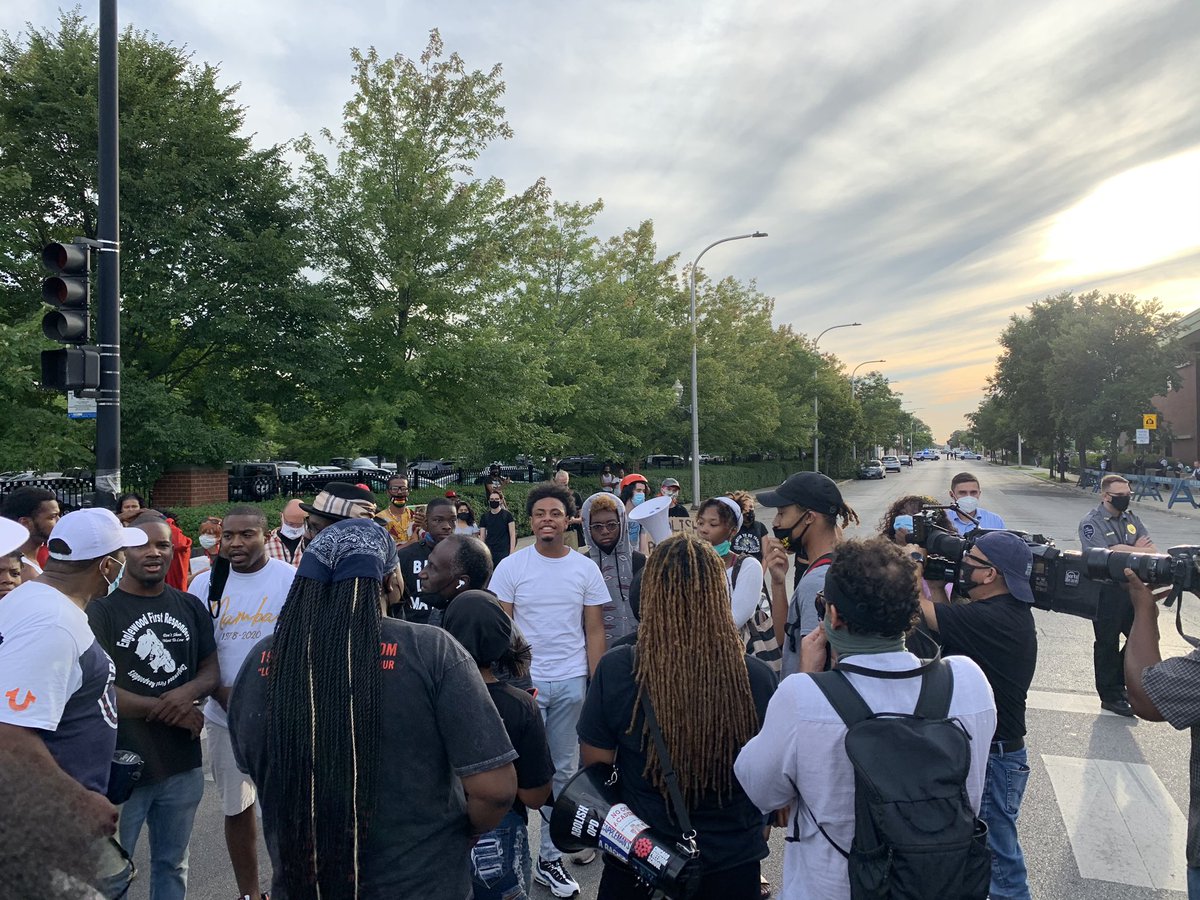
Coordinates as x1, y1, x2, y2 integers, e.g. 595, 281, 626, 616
881, 455, 902, 473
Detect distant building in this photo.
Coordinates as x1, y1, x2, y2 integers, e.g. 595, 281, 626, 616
1153, 306, 1200, 464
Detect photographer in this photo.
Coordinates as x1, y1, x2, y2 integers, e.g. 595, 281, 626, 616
917, 531, 1037, 900
1080, 474, 1157, 717
1124, 572, 1200, 897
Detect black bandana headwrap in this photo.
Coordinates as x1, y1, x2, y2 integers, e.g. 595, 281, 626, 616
297, 519, 398, 584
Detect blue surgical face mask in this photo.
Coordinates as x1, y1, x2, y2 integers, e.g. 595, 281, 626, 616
631, 493, 645, 506
103, 556, 126, 596
893, 515, 914, 533
713, 540, 732, 557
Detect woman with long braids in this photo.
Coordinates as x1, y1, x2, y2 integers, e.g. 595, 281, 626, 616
577, 533, 777, 899
228, 519, 518, 900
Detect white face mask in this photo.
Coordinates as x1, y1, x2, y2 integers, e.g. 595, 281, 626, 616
955, 495, 979, 515
199, 534, 218, 550
280, 523, 306, 540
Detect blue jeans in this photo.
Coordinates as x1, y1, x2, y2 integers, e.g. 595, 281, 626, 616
979, 747, 1031, 900
532, 674, 587, 862
118, 767, 205, 900
1189, 865, 1200, 899
472, 809, 532, 899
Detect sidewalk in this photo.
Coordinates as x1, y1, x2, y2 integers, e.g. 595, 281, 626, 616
1005, 464, 1200, 523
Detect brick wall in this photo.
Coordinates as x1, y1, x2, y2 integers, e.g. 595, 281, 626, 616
151, 467, 228, 508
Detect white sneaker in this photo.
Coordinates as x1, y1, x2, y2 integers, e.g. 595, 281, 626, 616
533, 856, 580, 897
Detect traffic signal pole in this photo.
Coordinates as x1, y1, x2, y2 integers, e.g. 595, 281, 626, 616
95, 0, 121, 503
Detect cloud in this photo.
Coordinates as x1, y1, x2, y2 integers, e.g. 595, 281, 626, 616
4, 0, 1199, 441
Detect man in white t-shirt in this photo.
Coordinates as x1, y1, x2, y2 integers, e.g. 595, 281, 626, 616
490, 482, 609, 898
190, 506, 296, 900
735, 538, 996, 900
0, 509, 146, 839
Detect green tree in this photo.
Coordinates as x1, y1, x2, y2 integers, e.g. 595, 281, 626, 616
0, 13, 327, 482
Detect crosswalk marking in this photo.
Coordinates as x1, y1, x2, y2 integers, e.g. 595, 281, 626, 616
1028, 689, 1123, 717
1042, 755, 1187, 891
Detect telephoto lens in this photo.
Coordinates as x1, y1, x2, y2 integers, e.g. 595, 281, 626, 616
1084, 548, 1176, 586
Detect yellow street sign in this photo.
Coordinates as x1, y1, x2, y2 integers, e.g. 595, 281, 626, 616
1143, 414, 1158, 430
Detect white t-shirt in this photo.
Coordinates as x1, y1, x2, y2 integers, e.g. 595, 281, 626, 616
0, 582, 118, 792
727, 555, 764, 628
191, 558, 296, 727
734, 653, 996, 900
488, 544, 610, 681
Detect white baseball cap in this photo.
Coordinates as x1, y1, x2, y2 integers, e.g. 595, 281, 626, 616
47, 508, 147, 560
0, 518, 28, 557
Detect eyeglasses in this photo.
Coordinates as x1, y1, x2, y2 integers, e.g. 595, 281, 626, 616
589, 522, 620, 533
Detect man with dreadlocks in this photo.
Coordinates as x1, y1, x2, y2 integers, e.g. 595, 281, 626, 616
228, 519, 518, 900
577, 533, 777, 899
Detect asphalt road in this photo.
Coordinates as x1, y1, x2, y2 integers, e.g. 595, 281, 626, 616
129, 459, 1200, 899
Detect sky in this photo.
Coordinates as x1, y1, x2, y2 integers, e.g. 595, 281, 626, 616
9, 1, 1200, 441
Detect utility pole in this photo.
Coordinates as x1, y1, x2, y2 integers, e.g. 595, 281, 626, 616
95, 0, 122, 505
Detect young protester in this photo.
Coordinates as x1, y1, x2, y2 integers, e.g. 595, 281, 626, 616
480, 490, 517, 565
228, 519, 518, 900
189, 516, 222, 582
694, 496, 764, 629
878, 494, 955, 602
0, 549, 22, 599
729, 490, 769, 562
580, 491, 646, 646
1, 485, 60, 581
443, 592, 554, 900
619, 474, 652, 554
579, 533, 776, 898
455, 498, 480, 536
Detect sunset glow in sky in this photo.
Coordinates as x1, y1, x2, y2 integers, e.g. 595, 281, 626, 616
7, 1, 1199, 440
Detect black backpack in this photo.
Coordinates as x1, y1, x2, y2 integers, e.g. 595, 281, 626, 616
798, 658, 991, 900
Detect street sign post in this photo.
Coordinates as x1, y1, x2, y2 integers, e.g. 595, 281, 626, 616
1136, 428, 1151, 445
1143, 414, 1158, 430
68, 392, 97, 420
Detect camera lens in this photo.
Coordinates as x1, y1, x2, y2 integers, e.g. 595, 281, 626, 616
1085, 548, 1175, 585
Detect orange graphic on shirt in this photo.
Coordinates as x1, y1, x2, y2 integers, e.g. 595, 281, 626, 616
5, 688, 35, 711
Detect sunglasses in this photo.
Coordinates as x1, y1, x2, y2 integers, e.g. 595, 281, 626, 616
589, 522, 620, 533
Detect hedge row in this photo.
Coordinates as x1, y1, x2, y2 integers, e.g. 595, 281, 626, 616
166, 461, 799, 541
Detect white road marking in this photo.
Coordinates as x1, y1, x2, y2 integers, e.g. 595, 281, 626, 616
1028, 689, 1123, 717
1042, 754, 1187, 891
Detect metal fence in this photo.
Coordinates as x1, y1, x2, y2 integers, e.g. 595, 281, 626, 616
0, 477, 97, 511
228, 464, 546, 501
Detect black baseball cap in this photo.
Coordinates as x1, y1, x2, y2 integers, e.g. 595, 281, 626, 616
756, 472, 843, 515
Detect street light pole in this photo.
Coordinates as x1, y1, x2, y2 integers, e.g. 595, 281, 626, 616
904, 406, 925, 460
690, 231, 767, 508
812, 322, 862, 473
849, 359, 884, 461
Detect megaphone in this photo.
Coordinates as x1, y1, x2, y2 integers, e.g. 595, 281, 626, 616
630, 495, 674, 545
550, 764, 701, 899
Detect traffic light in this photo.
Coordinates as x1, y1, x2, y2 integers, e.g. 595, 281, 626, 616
39, 241, 100, 392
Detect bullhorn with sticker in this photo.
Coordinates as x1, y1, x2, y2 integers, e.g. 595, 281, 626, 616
550, 764, 701, 899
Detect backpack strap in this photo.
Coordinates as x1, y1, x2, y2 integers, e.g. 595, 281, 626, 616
913, 657, 955, 720
729, 552, 745, 592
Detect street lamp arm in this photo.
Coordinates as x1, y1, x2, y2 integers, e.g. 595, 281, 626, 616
811, 321, 863, 473
691, 231, 768, 273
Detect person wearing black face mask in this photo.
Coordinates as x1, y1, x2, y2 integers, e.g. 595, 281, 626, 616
757, 473, 860, 677
479, 491, 517, 565
1079, 474, 1157, 716
728, 491, 769, 561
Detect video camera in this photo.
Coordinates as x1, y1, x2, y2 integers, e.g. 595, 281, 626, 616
905, 506, 1200, 621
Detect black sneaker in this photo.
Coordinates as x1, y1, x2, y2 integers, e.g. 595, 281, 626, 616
534, 856, 580, 897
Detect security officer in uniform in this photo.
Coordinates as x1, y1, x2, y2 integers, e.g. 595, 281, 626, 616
1079, 474, 1156, 716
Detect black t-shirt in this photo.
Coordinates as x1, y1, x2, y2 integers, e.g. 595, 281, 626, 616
730, 521, 769, 561
934, 593, 1037, 743
487, 681, 554, 822
577, 644, 776, 874
480, 510, 515, 558
396, 538, 435, 624
87, 586, 217, 783
668, 504, 690, 518
229, 618, 518, 900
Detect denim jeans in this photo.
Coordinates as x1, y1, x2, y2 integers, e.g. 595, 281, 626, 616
1189, 865, 1200, 899
978, 747, 1031, 900
117, 767, 205, 900
532, 674, 588, 862
471, 809, 532, 900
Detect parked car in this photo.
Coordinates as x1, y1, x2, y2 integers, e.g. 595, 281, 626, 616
960, 451, 982, 460
857, 459, 886, 480
881, 455, 902, 473
556, 455, 601, 475
898, 454, 912, 467
408, 459, 455, 478
645, 454, 686, 468
228, 462, 281, 500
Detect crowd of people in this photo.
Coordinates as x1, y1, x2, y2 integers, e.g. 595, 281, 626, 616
1, 463, 1199, 900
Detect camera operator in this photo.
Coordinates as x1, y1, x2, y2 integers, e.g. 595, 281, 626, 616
1079, 474, 1157, 717
1124, 572, 1200, 896
917, 531, 1037, 900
